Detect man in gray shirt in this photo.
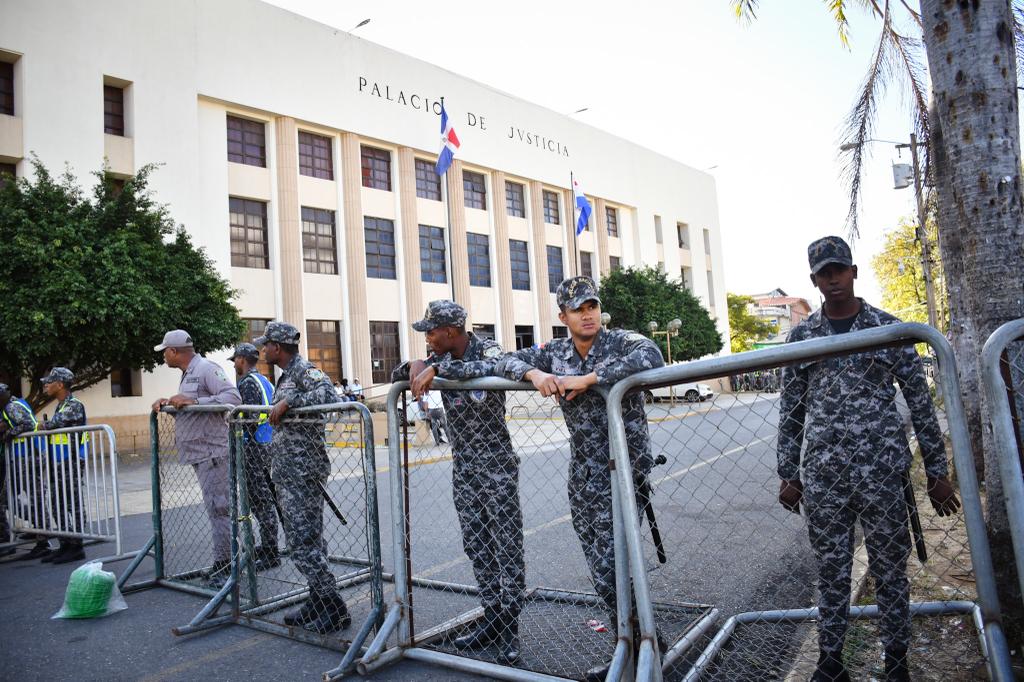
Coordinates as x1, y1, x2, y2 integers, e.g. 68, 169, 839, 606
152, 330, 241, 587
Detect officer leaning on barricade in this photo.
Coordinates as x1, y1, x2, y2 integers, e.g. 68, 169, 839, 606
777, 236, 962, 682
493, 276, 664, 682
39, 367, 88, 564
392, 300, 526, 664
229, 343, 281, 571
152, 329, 242, 588
256, 321, 351, 634
0, 383, 48, 560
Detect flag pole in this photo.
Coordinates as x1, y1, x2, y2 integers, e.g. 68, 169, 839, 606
441, 96, 456, 304
570, 171, 581, 276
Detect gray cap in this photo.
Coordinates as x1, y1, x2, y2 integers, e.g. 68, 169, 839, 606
254, 321, 301, 345
808, 236, 853, 274
228, 343, 260, 361
556, 276, 601, 311
154, 329, 194, 352
412, 300, 467, 332
41, 367, 75, 387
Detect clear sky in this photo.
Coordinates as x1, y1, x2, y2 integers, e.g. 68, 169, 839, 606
265, 0, 926, 310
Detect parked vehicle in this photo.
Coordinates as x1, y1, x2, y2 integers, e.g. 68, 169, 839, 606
648, 382, 715, 403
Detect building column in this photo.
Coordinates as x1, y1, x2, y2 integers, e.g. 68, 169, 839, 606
340, 132, 372, 386
490, 170, 515, 350
273, 116, 306, 354
528, 180, 553, 340
397, 147, 424, 352
563, 188, 578, 278
594, 197, 611, 276
446, 160, 472, 310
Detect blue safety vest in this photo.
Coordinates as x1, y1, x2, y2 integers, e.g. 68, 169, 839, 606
3, 398, 45, 457
48, 397, 88, 462
240, 372, 274, 444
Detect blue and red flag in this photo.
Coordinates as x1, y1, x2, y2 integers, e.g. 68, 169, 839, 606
573, 177, 593, 235
435, 103, 461, 176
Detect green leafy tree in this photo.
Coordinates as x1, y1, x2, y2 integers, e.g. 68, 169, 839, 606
727, 293, 775, 353
871, 216, 946, 331
0, 159, 245, 410
599, 266, 722, 362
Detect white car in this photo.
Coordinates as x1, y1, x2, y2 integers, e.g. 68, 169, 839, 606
648, 382, 715, 403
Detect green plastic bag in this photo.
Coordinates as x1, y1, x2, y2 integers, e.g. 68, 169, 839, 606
52, 561, 127, 619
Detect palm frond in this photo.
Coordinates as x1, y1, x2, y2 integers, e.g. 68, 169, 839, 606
823, 0, 854, 48
898, 0, 922, 27
889, 27, 930, 164
838, 2, 896, 240
731, 0, 759, 23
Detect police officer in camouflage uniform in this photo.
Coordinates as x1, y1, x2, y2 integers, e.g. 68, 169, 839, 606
495, 276, 663, 680
256, 321, 351, 634
230, 343, 280, 570
777, 236, 962, 682
1, 383, 49, 560
392, 300, 525, 664
41, 367, 88, 564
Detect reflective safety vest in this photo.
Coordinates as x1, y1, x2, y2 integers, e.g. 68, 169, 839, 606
49, 397, 88, 462
242, 372, 274, 444
3, 398, 44, 457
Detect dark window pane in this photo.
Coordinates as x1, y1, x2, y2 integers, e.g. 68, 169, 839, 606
0, 162, 15, 189
467, 233, 491, 287
104, 85, 125, 136
505, 181, 525, 218
298, 131, 334, 180
229, 197, 269, 268
543, 190, 560, 225
415, 159, 441, 201
606, 206, 619, 237
551, 326, 568, 339
472, 324, 495, 341
306, 320, 343, 383
0, 61, 13, 116
610, 256, 621, 272
365, 216, 397, 279
514, 325, 535, 351
361, 146, 392, 191
370, 320, 400, 384
301, 206, 338, 274
580, 251, 593, 279
547, 245, 563, 293
463, 171, 486, 210
419, 224, 447, 283
510, 239, 531, 291
242, 318, 276, 381
226, 115, 266, 167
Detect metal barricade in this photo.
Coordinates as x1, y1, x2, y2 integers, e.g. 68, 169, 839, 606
607, 322, 1014, 681
4, 423, 123, 555
359, 379, 710, 681
981, 318, 1024, 606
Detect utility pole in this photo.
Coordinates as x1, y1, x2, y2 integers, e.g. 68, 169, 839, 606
901, 133, 940, 332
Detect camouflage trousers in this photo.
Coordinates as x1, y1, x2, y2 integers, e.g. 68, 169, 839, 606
452, 455, 525, 614
273, 464, 336, 597
0, 452, 9, 541
242, 442, 279, 549
804, 467, 911, 655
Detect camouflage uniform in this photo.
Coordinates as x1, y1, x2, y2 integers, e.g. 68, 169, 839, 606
231, 344, 279, 551
495, 278, 664, 614
1, 384, 44, 540
393, 300, 525, 618
256, 323, 341, 601
778, 237, 949, 660
42, 369, 88, 539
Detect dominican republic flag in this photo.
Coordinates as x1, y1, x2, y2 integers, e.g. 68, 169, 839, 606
573, 177, 593, 235
435, 103, 460, 176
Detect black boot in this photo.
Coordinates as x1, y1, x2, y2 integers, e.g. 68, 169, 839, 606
254, 545, 281, 570
496, 610, 521, 664
884, 646, 910, 682
453, 606, 502, 650
304, 592, 352, 634
811, 650, 851, 682
283, 598, 318, 626
51, 540, 86, 565
17, 540, 51, 561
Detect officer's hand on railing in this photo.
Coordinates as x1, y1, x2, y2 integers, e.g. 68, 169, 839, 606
558, 372, 597, 401
410, 365, 437, 399
167, 394, 197, 410
151, 398, 169, 413
525, 369, 563, 400
926, 476, 962, 516
268, 400, 289, 426
778, 479, 803, 513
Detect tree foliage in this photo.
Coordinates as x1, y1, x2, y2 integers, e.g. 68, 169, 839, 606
727, 293, 775, 353
870, 216, 946, 331
598, 266, 722, 362
0, 159, 245, 410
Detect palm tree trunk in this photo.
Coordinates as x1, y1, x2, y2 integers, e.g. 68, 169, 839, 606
921, 0, 1024, 647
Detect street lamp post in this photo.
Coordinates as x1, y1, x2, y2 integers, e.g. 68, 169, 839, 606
600, 312, 611, 330
649, 318, 682, 404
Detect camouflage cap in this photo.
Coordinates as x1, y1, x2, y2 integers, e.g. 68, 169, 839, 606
0, 383, 8, 395
412, 300, 467, 332
41, 367, 75, 386
227, 343, 260, 361
807, 236, 853, 274
557, 276, 601, 311
253, 321, 301, 346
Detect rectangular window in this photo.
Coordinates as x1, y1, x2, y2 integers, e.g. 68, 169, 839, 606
543, 190, 560, 225
510, 239, 531, 291
0, 61, 13, 116
677, 222, 689, 249
0, 162, 15, 189
606, 206, 619, 237
370, 320, 400, 385
415, 158, 441, 201
467, 233, 491, 287
580, 251, 594, 280
243, 318, 275, 381
103, 85, 125, 136
515, 325, 535, 351
301, 207, 338, 275
419, 225, 447, 283
547, 245, 563, 293
298, 131, 334, 180
463, 170, 486, 210
361, 146, 392, 190
680, 266, 692, 291
505, 181, 525, 218
472, 324, 495, 341
229, 197, 269, 269
226, 115, 266, 167
706, 269, 716, 305
703, 228, 712, 255
610, 256, 621, 272
551, 326, 568, 339
306, 320, 343, 383
110, 367, 142, 397
654, 215, 663, 244
365, 216, 397, 279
